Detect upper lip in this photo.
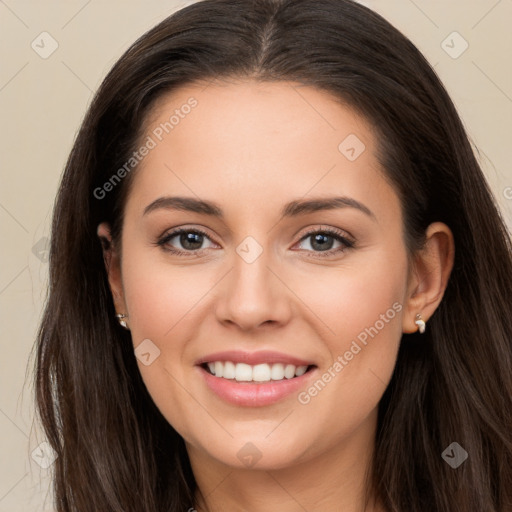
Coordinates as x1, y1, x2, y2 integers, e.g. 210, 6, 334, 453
195, 350, 315, 367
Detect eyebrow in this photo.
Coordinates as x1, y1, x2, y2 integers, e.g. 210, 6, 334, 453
143, 195, 376, 221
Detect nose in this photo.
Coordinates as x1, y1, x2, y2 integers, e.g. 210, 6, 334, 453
214, 241, 292, 332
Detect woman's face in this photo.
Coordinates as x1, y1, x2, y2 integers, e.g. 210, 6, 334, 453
104, 80, 414, 470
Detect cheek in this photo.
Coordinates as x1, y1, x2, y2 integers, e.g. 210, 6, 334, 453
118, 247, 219, 435
333, 249, 405, 367
303, 242, 406, 346
296, 248, 406, 428
121, 246, 213, 339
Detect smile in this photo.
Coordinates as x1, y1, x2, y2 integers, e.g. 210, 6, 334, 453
195, 350, 318, 407
203, 361, 311, 382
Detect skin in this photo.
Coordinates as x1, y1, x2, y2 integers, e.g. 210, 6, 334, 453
98, 80, 454, 512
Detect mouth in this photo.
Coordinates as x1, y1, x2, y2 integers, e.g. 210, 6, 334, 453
200, 361, 317, 383
196, 352, 319, 407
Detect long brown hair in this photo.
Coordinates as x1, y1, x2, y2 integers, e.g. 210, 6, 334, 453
34, 0, 512, 510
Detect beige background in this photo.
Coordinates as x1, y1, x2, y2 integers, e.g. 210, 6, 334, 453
1, 0, 511, 509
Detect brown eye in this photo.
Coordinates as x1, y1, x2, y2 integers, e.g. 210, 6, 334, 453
296, 228, 355, 258
157, 228, 215, 255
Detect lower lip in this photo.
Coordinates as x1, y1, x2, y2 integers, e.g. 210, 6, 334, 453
198, 365, 317, 407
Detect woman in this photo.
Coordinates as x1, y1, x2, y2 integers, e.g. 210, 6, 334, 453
34, 0, 512, 510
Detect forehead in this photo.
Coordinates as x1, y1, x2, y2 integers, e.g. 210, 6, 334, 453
143, 79, 374, 159
126, 79, 399, 225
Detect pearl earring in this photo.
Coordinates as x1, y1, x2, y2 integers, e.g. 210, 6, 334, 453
116, 313, 129, 329
415, 313, 426, 334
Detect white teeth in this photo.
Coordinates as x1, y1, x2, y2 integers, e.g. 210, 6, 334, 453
223, 361, 236, 379
252, 363, 271, 382
214, 361, 224, 378
295, 365, 307, 376
271, 363, 284, 380
205, 361, 310, 382
284, 364, 296, 379
235, 363, 253, 382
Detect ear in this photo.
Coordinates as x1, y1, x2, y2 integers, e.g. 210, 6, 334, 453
97, 222, 127, 319
402, 222, 455, 333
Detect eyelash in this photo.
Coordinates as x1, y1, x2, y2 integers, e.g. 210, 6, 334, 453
155, 226, 355, 258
